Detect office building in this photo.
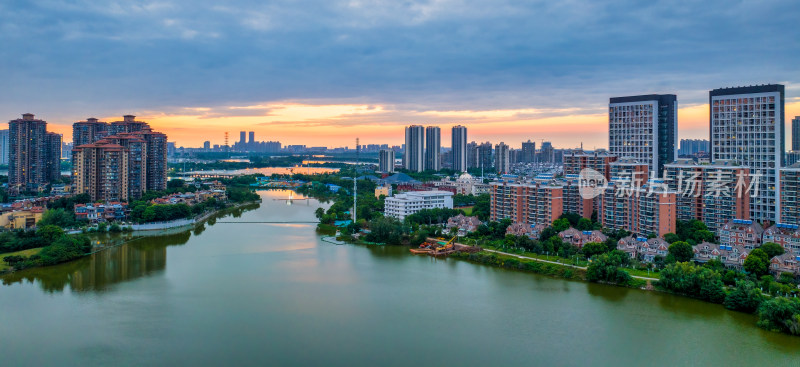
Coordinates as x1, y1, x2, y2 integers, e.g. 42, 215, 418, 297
8, 114, 62, 191
384, 191, 453, 220
425, 126, 441, 171
494, 142, 510, 174
379, 149, 395, 173
521, 140, 536, 163
710, 84, 785, 222
451, 125, 467, 172
664, 159, 750, 231
609, 94, 677, 177
780, 163, 800, 226
404, 125, 424, 172
0, 129, 9, 165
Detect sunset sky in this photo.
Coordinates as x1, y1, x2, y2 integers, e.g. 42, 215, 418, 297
2, 0, 799, 149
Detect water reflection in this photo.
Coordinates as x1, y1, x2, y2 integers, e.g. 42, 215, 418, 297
1, 203, 260, 293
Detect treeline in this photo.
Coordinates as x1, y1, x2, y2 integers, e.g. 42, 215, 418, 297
452, 251, 584, 281
2, 225, 92, 270
657, 261, 800, 336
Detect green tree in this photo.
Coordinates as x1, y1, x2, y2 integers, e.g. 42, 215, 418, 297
663, 233, 680, 244
581, 242, 608, 258
756, 297, 800, 335
759, 242, 785, 259
724, 280, 765, 313
585, 250, 632, 285
658, 262, 726, 303
36, 225, 65, 243
667, 241, 693, 263
38, 208, 78, 228
552, 218, 570, 232
576, 218, 593, 231
743, 248, 770, 276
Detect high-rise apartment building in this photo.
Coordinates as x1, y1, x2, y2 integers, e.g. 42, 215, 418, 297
379, 149, 395, 173
494, 142, 510, 174
792, 116, 800, 151
0, 129, 9, 165
203, 141, 211, 150
8, 114, 62, 191
563, 150, 617, 179
678, 139, 710, 156
109, 115, 149, 135
599, 179, 677, 237
451, 125, 467, 172
425, 126, 441, 171
609, 94, 677, 178
710, 84, 785, 222
72, 140, 130, 202
477, 142, 493, 171
73, 115, 168, 200
780, 163, 800, 226
539, 142, 554, 164
466, 141, 477, 169
489, 181, 563, 227
249, 131, 255, 144
664, 159, 751, 231
404, 125, 425, 172
521, 140, 536, 163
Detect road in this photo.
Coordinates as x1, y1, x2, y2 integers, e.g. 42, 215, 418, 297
482, 248, 659, 281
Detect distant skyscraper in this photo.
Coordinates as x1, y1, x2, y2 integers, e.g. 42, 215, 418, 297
494, 142, 510, 174
609, 94, 677, 177
425, 126, 441, 171
379, 149, 395, 173
792, 116, 800, 151
203, 141, 211, 150
0, 129, 8, 165
466, 141, 478, 169
404, 125, 424, 172
521, 140, 536, 163
539, 141, 554, 164
239, 131, 246, 145
249, 131, 255, 144
710, 84, 784, 222
451, 125, 467, 172
678, 139, 710, 156
8, 113, 61, 191
477, 142, 493, 172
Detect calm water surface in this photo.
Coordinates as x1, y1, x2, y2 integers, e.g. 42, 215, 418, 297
1, 190, 798, 366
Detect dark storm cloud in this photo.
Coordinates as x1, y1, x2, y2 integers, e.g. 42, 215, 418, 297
1, 0, 798, 121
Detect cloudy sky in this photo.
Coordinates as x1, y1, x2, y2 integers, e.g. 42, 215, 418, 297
2, 0, 799, 148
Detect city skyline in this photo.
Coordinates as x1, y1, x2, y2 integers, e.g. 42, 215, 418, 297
2, 1, 799, 148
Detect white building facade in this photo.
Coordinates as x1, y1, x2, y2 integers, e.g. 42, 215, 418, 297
384, 190, 454, 220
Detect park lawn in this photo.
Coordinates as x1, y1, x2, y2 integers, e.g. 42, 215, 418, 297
457, 206, 473, 215
0, 247, 43, 272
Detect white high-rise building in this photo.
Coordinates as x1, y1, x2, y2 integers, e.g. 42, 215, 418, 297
710, 85, 785, 222
379, 149, 395, 173
609, 94, 677, 177
494, 142, 510, 174
0, 129, 9, 165
425, 126, 441, 171
451, 125, 467, 172
404, 125, 424, 172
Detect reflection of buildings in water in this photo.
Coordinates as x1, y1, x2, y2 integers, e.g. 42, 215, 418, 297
70, 244, 167, 291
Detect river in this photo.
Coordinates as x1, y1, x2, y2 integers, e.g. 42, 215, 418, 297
1, 190, 798, 366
